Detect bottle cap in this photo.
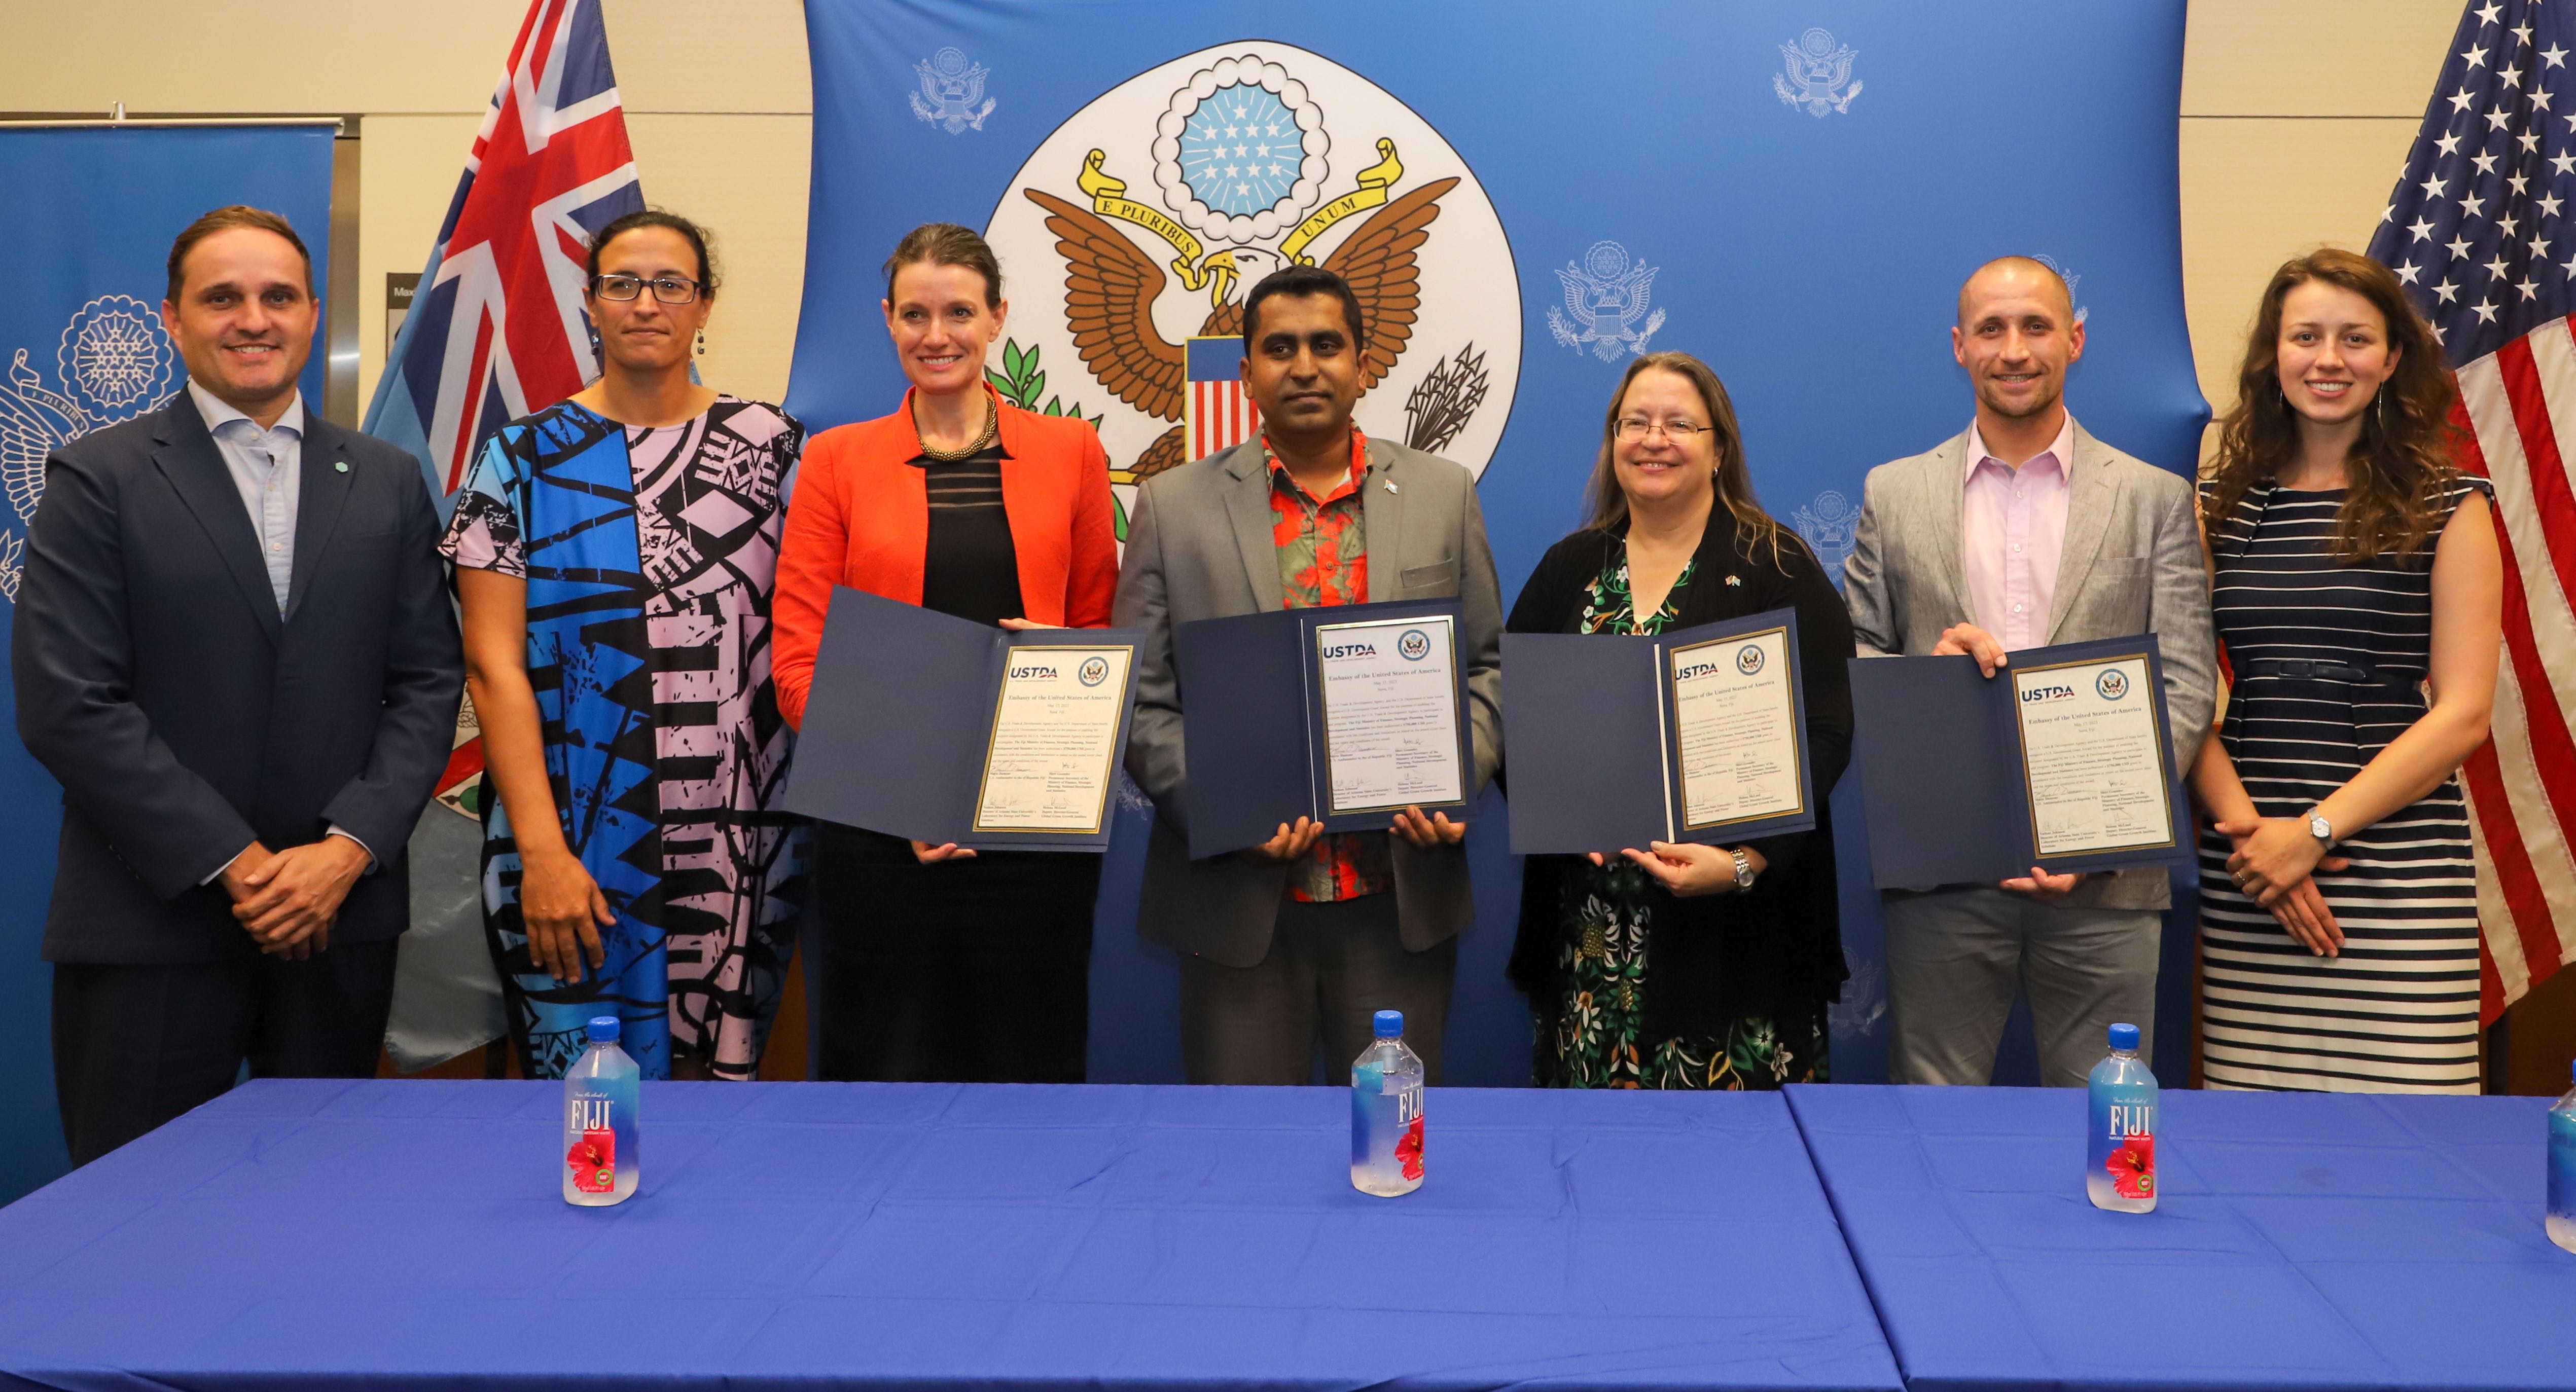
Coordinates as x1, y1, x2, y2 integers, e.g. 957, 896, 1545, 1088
1373, 1009, 1404, 1039
587, 1015, 621, 1044
2107, 1022, 2140, 1051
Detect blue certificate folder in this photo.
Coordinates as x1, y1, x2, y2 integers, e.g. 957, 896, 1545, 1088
780, 586, 1146, 852
1502, 608, 1815, 855
1847, 633, 2193, 888
1175, 598, 1474, 858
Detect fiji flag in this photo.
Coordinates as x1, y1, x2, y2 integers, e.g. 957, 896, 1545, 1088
363, 0, 644, 511
1185, 335, 1260, 459
360, 0, 645, 1071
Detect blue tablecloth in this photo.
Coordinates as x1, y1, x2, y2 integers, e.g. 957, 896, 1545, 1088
1786, 1084, 2574, 1391
0, 1079, 1902, 1391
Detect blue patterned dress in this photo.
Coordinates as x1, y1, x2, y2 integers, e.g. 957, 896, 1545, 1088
440, 396, 807, 1079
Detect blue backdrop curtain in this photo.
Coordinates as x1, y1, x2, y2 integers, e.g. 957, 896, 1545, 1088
787, 0, 2208, 1086
0, 124, 335, 1200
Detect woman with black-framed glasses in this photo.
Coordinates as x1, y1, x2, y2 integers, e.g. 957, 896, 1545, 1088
1504, 351, 1855, 1090
440, 210, 809, 1082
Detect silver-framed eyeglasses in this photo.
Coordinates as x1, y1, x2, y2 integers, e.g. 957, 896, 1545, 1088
590, 273, 702, 304
1614, 417, 1709, 442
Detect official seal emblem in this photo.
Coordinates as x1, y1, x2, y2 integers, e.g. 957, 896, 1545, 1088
1735, 644, 1766, 676
2095, 668, 2131, 701
1791, 489, 1860, 583
985, 42, 1522, 543
1773, 28, 1863, 118
1398, 628, 1432, 662
0, 295, 175, 600
1079, 655, 1112, 686
1546, 240, 1664, 361
911, 46, 995, 134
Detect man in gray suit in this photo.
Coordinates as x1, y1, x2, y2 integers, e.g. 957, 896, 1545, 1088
1844, 256, 2214, 1087
1114, 266, 1504, 1085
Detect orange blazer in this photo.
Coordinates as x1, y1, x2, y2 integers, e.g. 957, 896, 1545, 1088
773, 386, 1121, 729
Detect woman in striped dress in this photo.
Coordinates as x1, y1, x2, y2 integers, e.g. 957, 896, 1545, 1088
2193, 248, 2500, 1092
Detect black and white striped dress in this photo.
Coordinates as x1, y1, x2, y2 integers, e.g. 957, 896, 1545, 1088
2198, 477, 2490, 1093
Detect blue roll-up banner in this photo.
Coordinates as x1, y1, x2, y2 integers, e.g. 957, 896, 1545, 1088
0, 123, 335, 1200
791, 0, 2207, 1086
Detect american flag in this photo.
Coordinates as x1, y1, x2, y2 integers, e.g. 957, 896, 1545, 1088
362, 0, 643, 509
2367, 0, 2576, 1023
1185, 335, 1261, 459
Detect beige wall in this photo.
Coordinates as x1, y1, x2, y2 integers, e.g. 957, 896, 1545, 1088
3, 2, 2456, 436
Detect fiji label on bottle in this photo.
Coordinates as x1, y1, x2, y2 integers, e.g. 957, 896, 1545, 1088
567, 1097, 617, 1194
2103, 1102, 2156, 1200
1393, 1079, 1424, 1182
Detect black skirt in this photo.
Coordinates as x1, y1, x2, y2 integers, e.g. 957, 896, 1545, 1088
812, 822, 1099, 1083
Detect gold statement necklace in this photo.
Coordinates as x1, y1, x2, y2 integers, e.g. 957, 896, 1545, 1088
914, 392, 998, 461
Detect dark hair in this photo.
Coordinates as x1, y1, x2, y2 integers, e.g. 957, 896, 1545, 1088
882, 222, 1002, 308
585, 210, 719, 299
1579, 351, 1787, 565
165, 205, 312, 302
1241, 265, 1367, 352
2205, 247, 2462, 563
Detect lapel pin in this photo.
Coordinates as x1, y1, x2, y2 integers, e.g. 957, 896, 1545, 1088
1383, 478, 1399, 494
334, 460, 349, 473
1725, 574, 1742, 586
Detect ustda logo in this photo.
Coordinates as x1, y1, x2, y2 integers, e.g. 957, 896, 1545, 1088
1773, 28, 1862, 117
911, 46, 995, 134
1547, 240, 1665, 362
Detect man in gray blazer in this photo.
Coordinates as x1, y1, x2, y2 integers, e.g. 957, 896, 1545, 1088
1113, 266, 1504, 1085
1844, 256, 2214, 1087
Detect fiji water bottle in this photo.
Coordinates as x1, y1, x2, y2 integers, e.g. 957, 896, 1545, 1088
2086, 1021, 2157, 1213
1351, 1009, 1424, 1197
563, 1015, 639, 1206
2550, 1060, 2576, 1254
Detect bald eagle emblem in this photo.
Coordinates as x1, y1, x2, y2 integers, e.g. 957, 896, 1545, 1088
1773, 28, 1862, 118
987, 44, 1521, 538
910, 47, 995, 135
0, 296, 175, 600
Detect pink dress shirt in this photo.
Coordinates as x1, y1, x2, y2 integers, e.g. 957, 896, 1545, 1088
1960, 412, 2076, 651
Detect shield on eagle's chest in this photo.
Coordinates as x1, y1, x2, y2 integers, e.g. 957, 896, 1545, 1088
1186, 336, 1261, 459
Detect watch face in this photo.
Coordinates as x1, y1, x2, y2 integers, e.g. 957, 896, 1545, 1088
2309, 816, 2331, 839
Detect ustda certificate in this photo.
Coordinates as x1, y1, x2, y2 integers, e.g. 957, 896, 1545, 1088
1314, 614, 1466, 816
2010, 655, 2175, 857
1666, 626, 1805, 833
973, 645, 1134, 835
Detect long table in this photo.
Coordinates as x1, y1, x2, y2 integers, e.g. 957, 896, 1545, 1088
0, 1079, 1903, 1391
1786, 1084, 2572, 1392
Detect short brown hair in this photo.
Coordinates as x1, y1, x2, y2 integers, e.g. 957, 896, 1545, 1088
882, 222, 1002, 308
165, 206, 312, 303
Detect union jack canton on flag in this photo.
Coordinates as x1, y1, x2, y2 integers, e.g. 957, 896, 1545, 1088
2366, 0, 2576, 1023
363, 0, 645, 512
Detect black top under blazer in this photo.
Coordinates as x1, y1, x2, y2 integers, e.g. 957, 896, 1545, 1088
12, 390, 464, 964
1504, 512, 1856, 1040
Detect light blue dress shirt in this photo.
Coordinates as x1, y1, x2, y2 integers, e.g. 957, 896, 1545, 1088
187, 380, 302, 613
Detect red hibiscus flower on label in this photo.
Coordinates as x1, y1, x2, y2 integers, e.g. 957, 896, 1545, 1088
568, 1128, 616, 1194
1394, 1116, 1424, 1182
2105, 1134, 2154, 1199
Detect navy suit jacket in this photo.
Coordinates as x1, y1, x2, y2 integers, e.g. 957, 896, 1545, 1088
12, 390, 464, 964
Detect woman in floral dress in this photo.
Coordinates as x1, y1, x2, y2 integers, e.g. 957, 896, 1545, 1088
445, 212, 805, 1080
1506, 352, 1855, 1088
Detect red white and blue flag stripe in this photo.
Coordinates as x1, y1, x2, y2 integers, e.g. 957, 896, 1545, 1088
1186, 335, 1261, 460
362, 0, 644, 510
2368, 0, 2576, 1022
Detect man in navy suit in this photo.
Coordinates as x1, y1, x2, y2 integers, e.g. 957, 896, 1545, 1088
14, 206, 463, 1164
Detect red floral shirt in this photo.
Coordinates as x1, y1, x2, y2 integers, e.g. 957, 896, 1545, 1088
1267, 428, 1391, 903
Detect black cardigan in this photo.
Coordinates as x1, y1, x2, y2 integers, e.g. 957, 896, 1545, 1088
1503, 513, 1857, 1042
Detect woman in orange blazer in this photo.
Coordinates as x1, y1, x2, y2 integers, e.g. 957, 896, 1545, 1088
773, 223, 1119, 1083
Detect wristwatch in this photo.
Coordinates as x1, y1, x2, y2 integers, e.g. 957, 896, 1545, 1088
2305, 809, 2334, 847
1730, 847, 1757, 891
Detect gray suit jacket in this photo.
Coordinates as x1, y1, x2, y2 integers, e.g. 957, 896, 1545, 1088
1113, 435, 1505, 966
1843, 422, 2215, 911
